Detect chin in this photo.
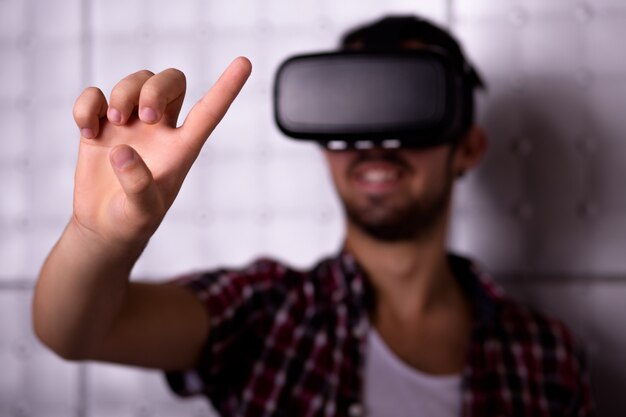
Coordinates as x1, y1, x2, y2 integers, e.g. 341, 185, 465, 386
343, 190, 451, 242
346, 208, 444, 242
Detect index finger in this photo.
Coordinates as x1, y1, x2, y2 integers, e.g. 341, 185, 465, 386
179, 57, 252, 153
73, 87, 108, 139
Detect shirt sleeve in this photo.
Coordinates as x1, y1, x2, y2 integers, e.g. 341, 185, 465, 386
164, 259, 287, 402
569, 343, 596, 417
540, 313, 596, 417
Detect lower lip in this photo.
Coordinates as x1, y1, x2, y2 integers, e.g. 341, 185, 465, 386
352, 173, 403, 194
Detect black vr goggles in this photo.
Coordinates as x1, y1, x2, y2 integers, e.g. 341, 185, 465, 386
274, 49, 479, 150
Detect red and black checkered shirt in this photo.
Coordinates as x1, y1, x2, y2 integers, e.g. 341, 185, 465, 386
166, 252, 594, 416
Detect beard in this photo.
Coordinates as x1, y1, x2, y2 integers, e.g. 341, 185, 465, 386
341, 153, 454, 243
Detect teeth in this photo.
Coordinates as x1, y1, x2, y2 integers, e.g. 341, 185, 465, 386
362, 169, 397, 183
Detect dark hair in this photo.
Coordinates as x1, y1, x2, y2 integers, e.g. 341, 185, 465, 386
340, 15, 485, 134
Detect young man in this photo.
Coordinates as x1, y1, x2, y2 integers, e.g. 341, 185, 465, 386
33, 16, 593, 417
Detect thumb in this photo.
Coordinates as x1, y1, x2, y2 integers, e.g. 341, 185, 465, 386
109, 145, 163, 223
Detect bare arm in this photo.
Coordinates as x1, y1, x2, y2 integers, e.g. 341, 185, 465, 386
33, 58, 252, 371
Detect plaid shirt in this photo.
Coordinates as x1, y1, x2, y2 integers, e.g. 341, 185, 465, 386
166, 252, 594, 417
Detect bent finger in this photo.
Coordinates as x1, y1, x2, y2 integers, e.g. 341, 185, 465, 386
138, 68, 187, 126
108, 70, 155, 125
73, 87, 107, 139
109, 145, 163, 229
180, 57, 252, 154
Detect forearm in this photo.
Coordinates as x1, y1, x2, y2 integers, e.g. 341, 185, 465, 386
33, 218, 146, 360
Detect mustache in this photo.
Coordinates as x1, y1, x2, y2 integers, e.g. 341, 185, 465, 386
348, 150, 413, 173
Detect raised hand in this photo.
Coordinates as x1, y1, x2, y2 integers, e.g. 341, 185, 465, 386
71, 57, 252, 249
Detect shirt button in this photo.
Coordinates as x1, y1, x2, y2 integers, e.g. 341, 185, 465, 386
348, 402, 365, 417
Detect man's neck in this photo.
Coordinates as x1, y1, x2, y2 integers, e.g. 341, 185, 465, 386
345, 219, 459, 320
344, 219, 474, 375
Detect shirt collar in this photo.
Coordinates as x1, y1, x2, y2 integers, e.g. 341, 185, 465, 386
332, 249, 504, 325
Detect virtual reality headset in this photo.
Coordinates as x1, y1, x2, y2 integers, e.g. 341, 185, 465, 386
274, 49, 477, 150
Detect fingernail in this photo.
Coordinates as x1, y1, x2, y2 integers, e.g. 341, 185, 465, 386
139, 107, 158, 123
111, 146, 135, 169
81, 128, 94, 139
108, 107, 122, 124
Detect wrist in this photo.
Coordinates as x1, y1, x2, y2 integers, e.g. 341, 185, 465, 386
65, 216, 149, 269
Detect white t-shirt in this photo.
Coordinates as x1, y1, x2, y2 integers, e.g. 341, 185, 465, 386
363, 328, 462, 417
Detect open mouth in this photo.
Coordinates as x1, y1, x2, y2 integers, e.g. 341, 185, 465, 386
351, 161, 406, 193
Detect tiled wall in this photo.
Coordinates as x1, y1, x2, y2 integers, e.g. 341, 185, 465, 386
0, 0, 624, 416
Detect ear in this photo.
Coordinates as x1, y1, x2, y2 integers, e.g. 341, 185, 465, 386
452, 125, 488, 178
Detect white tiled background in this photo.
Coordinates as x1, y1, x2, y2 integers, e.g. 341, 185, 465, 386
0, 0, 624, 416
